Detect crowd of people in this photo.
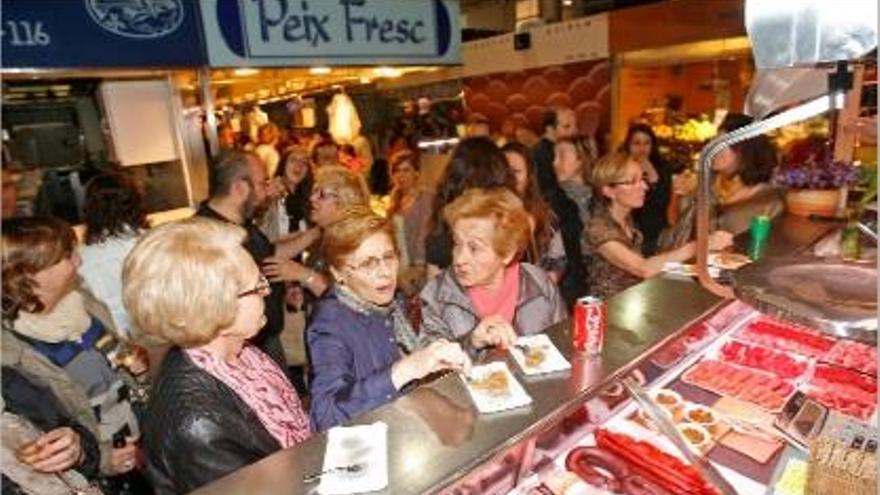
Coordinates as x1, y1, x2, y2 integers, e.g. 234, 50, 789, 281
0, 105, 782, 494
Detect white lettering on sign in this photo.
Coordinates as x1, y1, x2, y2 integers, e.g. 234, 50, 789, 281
2, 20, 51, 46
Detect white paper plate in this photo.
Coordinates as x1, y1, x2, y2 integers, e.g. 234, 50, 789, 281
462, 362, 533, 414
509, 334, 571, 375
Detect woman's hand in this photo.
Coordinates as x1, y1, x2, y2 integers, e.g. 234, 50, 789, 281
391, 340, 471, 389
262, 256, 310, 283
708, 230, 734, 251
17, 427, 83, 473
109, 439, 138, 475
118, 345, 149, 376
470, 316, 517, 350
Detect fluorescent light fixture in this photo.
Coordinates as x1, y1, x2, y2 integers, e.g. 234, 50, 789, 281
309, 66, 332, 75
233, 68, 259, 76
373, 66, 402, 78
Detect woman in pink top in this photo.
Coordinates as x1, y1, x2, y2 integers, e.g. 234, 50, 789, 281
419, 188, 567, 357
122, 218, 310, 494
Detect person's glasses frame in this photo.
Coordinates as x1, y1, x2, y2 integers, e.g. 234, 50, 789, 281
345, 251, 399, 276
611, 175, 651, 189
238, 273, 272, 298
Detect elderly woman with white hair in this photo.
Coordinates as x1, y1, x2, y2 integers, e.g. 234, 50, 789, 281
122, 218, 310, 494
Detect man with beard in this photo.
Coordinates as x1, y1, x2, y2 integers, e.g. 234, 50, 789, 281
195, 150, 287, 368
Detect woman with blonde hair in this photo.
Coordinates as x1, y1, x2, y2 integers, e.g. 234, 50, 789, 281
263, 165, 370, 297
584, 151, 734, 299
123, 217, 310, 493
307, 207, 469, 431
420, 188, 566, 356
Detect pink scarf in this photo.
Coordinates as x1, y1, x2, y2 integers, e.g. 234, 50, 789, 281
467, 263, 521, 324
186, 346, 311, 448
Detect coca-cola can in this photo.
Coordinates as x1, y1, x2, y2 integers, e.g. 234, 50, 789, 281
573, 296, 606, 355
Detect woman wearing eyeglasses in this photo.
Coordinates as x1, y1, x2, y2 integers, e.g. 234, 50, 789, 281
123, 218, 310, 494
420, 188, 567, 357
584, 151, 734, 299
262, 165, 371, 298
307, 208, 470, 432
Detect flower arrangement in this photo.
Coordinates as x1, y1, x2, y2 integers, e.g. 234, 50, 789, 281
775, 160, 861, 190
775, 136, 860, 190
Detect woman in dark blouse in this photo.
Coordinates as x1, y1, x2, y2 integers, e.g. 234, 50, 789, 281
584, 151, 733, 299
307, 208, 469, 432
623, 123, 673, 256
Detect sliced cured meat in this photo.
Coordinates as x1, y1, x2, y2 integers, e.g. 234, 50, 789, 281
719, 340, 808, 379
805, 364, 877, 420
738, 318, 834, 358
822, 340, 878, 376
682, 359, 794, 411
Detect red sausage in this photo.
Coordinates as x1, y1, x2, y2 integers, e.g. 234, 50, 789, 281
565, 447, 629, 491
622, 474, 675, 495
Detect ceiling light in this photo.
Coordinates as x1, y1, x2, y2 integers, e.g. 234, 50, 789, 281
233, 68, 259, 76
373, 66, 402, 78
310, 66, 332, 75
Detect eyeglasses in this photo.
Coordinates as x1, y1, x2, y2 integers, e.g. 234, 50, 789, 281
310, 187, 339, 201
238, 273, 272, 298
611, 176, 650, 188
345, 251, 398, 275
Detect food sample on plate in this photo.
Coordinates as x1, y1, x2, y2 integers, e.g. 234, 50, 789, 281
677, 423, 711, 453
738, 317, 834, 358
649, 389, 683, 417
594, 429, 720, 495
805, 363, 877, 421
822, 340, 878, 376
719, 340, 808, 379
683, 404, 721, 436
469, 370, 510, 396
682, 359, 794, 412
711, 252, 751, 270
523, 347, 546, 368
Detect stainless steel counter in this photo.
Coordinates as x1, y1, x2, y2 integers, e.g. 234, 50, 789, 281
191, 215, 834, 495
733, 212, 837, 257
191, 278, 722, 495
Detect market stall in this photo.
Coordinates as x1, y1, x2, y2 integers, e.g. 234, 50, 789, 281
189, 207, 875, 495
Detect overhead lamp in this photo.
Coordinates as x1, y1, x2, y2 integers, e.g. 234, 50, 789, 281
233, 68, 259, 76
373, 66, 402, 78
310, 66, 332, 75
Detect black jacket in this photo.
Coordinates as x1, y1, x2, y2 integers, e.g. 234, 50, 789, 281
143, 348, 282, 494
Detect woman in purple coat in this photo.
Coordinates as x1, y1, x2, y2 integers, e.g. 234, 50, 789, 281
306, 208, 470, 432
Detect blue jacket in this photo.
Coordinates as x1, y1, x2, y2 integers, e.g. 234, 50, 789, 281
306, 288, 401, 432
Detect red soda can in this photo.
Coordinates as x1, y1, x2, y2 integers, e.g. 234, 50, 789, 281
573, 296, 606, 355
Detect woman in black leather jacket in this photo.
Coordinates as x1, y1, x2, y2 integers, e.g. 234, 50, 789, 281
122, 218, 311, 494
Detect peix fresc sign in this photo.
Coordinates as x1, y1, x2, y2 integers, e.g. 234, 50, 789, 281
201, 0, 461, 66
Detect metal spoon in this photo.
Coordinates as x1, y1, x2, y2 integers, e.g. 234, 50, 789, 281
302, 464, 363, 483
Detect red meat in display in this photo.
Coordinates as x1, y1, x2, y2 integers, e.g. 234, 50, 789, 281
594, 429, 720, 495
805, 364, 877, 421
682, 359, 794, 411
719, 340, 808, 379
822, 340, 878, 376
738, 318, 834, 358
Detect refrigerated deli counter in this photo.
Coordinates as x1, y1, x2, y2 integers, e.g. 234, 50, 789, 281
192, 216, 877, 495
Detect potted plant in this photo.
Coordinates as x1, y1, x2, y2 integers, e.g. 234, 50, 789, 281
775, 136, 861, 217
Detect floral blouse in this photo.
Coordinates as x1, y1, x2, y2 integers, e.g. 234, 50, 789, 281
583, 206, 644, 300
